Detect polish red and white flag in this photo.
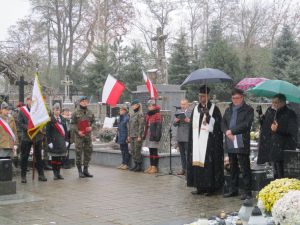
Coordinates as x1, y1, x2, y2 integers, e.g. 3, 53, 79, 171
143, 71, 158, 99
102, 74, 125, 106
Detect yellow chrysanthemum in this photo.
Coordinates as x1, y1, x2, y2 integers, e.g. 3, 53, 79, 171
257, 178, 300, 212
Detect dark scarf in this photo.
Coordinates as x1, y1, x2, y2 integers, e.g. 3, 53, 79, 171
133, 105, 140, 113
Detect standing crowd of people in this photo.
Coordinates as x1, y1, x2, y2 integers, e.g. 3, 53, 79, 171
173, 85, 297, 200
0, 95, 95, 182
0, 85, 297, 200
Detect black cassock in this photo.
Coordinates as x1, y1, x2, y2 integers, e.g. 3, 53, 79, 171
186, 101, 224, 192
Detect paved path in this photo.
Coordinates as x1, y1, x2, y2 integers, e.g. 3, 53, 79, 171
0, 166, 242, 225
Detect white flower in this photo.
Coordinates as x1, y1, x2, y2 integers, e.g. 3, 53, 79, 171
272, 190, 300, 225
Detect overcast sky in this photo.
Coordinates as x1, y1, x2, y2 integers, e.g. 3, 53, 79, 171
0, 0, 31, 41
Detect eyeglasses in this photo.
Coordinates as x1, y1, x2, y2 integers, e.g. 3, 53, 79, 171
232, 96, 242, 100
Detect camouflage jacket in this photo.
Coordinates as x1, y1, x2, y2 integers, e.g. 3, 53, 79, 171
128, 108, 144, 138
0, 114, 18, 149
71, 107, 95, 139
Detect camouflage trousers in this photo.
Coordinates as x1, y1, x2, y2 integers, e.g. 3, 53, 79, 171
130, 138, 143, 163
75, 137, 93, 167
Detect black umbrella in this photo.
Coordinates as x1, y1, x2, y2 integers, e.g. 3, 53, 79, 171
181, 68, 233, 86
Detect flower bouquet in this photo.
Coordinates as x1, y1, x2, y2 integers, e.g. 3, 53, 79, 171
257, 178, 300, 213
272, 190, 300, 225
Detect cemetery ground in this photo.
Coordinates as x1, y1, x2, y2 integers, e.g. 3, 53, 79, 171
0, 165, 242, 225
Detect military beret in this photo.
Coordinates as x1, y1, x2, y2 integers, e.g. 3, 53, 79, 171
79, 96, 88, 102
131, 99, 140, 105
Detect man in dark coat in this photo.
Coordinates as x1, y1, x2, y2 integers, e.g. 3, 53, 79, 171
257, 104, 276, 165
268, 94, 298, 179
222, 88, 254, 200
186, 86, 224, 196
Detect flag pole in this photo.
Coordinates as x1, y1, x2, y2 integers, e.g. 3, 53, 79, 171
32, 63, 39, 181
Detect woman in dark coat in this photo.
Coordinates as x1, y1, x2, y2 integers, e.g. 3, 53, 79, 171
144, 100, 162, 174
257, 106, 276, 164
46, 103, 68, 180
116, 106, 130, 170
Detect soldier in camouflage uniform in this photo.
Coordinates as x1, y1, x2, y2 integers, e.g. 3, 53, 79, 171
71, 96, 95, 178
128, 99, 144, 172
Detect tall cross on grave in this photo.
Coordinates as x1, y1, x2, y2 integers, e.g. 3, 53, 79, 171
16, 75, 29, 103
151, 27, 168, 84
61, 75, 73, 103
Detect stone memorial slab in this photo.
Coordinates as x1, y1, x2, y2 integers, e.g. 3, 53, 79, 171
0, 159, 12, 181
0, 181, 16, 196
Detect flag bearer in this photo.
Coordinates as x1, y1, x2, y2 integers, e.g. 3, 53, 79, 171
19, 96, 47, 183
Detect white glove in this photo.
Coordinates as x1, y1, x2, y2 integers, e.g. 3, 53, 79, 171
48, 143, 53, 149
65, 142, 69, 147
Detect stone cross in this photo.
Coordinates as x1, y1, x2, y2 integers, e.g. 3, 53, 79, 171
151, 27, 168, 84
61, 75, 73, 103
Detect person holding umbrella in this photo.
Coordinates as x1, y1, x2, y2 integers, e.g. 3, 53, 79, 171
268, 94, 297, 179
221, 88, 254, 200
248, 80, 300, 178
187, 85, 224, 196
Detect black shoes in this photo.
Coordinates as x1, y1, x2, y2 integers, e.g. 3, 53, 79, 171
129, 163, 137, 171
223, 192, 239, 198
38, 174, 47, 182
134, 163, 142, 172
77, 166, 85, 178
53, 170, 64, 180
21, 176, 27, 183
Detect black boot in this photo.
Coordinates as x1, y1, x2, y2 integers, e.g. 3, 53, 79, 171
134, 163, 142, 172
129, 162, 137, 171
38, 172, 47, 182
53, 169, 59, 180
77, 165, 85, 178
57, 166, 64, 180
21, 172, 27, 183
83, 166, 93, 178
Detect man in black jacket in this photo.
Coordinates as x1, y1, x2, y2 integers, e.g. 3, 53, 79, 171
221, 89, 254, 200
269, 94, 298, 179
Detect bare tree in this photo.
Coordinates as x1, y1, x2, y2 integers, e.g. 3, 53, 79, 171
31, 0, 98, 81
94, 0, 134, 46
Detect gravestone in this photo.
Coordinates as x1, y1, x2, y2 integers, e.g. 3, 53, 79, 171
0, 159, 16, 196
283, 103, 300, 178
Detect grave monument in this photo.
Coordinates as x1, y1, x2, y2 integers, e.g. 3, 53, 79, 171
132, 27, 185, 153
